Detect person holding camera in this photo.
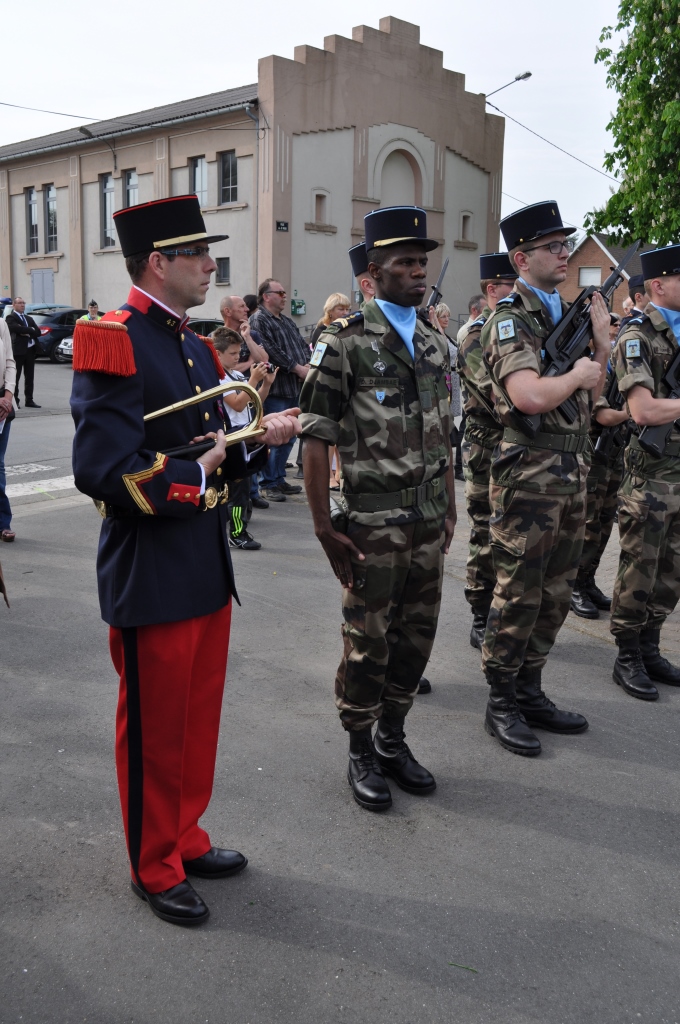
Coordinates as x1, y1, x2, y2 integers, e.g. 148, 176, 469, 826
212, 327, 277, 549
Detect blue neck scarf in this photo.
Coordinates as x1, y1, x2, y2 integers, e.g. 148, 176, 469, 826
651, 304, 680, 344
375, 299, 416, 360
519, 278, 563, 327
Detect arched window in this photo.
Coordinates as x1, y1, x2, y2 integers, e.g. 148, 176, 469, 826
381, 150, 416, 207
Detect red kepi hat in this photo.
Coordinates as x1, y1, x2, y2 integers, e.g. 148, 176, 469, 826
113, 195, 228, 258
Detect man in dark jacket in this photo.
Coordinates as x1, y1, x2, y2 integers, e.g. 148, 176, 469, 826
7, 296, 41, 408
71, 195, 299, 928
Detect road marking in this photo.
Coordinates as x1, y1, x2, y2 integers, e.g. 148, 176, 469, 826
6, 474, 76, 498
6, 463, 53, 476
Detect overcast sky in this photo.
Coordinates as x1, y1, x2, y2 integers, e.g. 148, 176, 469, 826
0, 0, 623, 236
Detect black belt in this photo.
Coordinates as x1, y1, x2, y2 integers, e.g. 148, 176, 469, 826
630, 434, 680, 458
341, 476, 445, 513
503, 428, 590, 454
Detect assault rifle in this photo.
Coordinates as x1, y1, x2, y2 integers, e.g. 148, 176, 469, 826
426, 257, 449, 311
637, 345, 680, 456
593, 372, 628, 458
507, 240, 641, 438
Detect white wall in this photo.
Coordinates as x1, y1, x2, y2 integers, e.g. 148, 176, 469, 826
290, 128, 354, 326
442, 150, 490, 324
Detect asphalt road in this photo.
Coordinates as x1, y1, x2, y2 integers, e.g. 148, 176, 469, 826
1, 364, 679, 1024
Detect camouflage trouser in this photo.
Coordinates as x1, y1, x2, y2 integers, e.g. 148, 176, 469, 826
610, 468, 680, 640
462, 439, 496, 611
482, 486, 586, 678
335, 517, 445, 730
578, 456, 623, 579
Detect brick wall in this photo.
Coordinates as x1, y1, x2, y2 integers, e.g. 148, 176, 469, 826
559, 236, 629, 314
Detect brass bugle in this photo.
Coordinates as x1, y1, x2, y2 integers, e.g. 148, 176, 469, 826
144, 380, 267, 449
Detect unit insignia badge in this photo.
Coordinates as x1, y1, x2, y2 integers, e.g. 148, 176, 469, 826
373, 360, 386, 374
498, 319, 516, 341
310, 341, 328, 367
376, 390, 385, 403
626, 339, 641, 358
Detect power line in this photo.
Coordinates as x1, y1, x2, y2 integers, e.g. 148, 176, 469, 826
0, 99, 102, 120
487, 100, 620, 185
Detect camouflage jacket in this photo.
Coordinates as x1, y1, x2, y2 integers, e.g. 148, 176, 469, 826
481, 280, 591, 495
455, 303, 501, 437
299, 299, 451, 526
614, 304, 680, 482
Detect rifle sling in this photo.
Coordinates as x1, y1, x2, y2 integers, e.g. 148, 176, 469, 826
503, 428, 590, 454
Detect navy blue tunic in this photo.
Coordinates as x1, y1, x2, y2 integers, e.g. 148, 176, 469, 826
71, 288, 267, 628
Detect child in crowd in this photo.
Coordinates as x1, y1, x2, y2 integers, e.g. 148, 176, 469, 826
212, 327, 277, 550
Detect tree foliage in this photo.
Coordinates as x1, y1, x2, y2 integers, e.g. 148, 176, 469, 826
585, 0, 680, 245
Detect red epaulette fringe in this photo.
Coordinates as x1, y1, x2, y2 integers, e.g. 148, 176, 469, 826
200, 335, 226, 381
73, 320, 136, 377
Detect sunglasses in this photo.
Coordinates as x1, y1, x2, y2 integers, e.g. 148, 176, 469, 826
265, 290, 287, 297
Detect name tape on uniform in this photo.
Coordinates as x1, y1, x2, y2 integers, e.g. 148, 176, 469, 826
626, 339, 641, 358
310, 341, 328, 367
498, 319, 516, 342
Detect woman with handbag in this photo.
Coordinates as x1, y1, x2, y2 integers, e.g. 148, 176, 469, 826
0, 317, 17, 542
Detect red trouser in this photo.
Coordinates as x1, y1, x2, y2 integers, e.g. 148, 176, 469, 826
109, 602, 232, 893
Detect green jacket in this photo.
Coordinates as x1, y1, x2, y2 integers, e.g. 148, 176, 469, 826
299, 299, 451, 526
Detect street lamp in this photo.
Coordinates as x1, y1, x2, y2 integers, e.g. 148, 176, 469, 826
78, 125, 117, 170
486, 71, 532, 99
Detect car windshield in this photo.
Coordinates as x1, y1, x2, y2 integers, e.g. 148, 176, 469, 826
30, 313, 55, 325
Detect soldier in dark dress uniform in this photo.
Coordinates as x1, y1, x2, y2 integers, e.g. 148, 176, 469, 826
71, 196, 299, 926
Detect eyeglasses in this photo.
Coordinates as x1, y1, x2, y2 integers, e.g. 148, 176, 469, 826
521, 239, 576, 256
265, 290, 287, 297
159, 246, 211, 258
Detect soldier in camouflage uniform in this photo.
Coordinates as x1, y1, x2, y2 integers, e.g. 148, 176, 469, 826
300, 206, 456, 811
457, 252, 517, 650
480, 201, 612, 756
610, 244, 680, 700
570, 353, 629, 619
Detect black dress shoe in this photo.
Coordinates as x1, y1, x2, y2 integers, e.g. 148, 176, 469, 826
131, 879, 209, 926
470, 610, 487, 650
583, 574, 611, 611
417, 676, 432, 694
485, 672, 541, 756
279, 479, 302, 494
515, 667, 588, 733
374, 716, 436, 794
639, 627, 680, 685
251, 496, 269, 509
25, 400, 41, 408
571, 584, 599, 619
348, 727, 392, 811
613, 642, 659, 700
183, 846, 248, 878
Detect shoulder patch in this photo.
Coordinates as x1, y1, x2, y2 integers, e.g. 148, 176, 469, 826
332, 311, 364, 330
72, 319, 136, 377
497, 318, 516, 342
497, 293, 520, 307
310, 341, 328, 367
471, 315, 487, 328
626, 338, 641, 358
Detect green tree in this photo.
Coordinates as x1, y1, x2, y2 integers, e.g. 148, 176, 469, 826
585, 0, 680, 245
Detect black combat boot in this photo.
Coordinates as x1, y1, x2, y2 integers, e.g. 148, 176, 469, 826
570, 580, 599, 619
347, 727, 392, 811
639, 627, 680, 686
417, 676, 432, 694
484, 672, 541, 756
613, 639, 659, 700
374, 715, 436, 794
515, 666, 588, 733
582, 572, 612, 611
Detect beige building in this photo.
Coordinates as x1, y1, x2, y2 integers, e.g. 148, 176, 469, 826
0, 17, 504, 330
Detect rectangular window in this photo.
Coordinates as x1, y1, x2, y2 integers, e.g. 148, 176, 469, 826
461, 213, 472, 241
124, 169, 138, 208
216, 257, 230, 284
26, 187, 38, 254
578, 266, 602, 287
219, 151, 237, 204
190, 156, 207, 207
314, 193, 327, 223
101, 174, 116, 248
44, 184, 58, 252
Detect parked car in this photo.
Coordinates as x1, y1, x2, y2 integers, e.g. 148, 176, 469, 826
187, 317, 222, 337
55, 336, 73, 363
1, 302, 72, 319
27, 308, 87, 361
